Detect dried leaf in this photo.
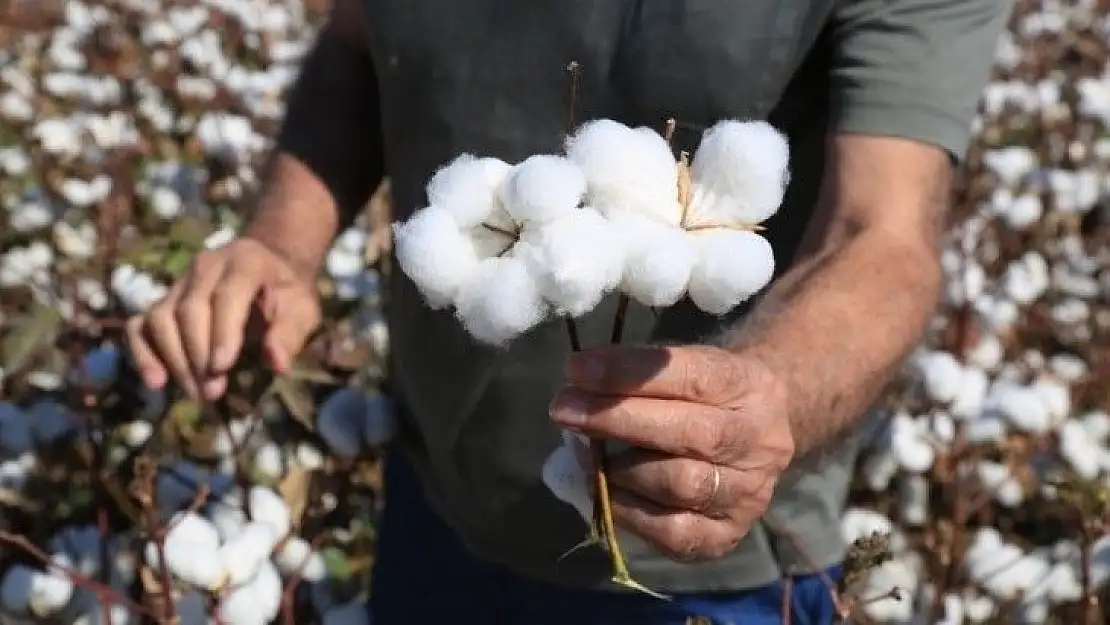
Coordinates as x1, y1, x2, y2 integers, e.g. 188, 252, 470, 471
0, 304, 63, 376
273, 377, 316, 431
286, 358, 339, 385
277, 466, 313, 528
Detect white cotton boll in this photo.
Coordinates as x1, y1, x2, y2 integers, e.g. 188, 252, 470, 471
425, 154, 512, 229
517, 208, 624, 317
899, 474, 928, 526
938, 593, 964, 625
564, 119, 682, 225
295, 442, 325, 471
982, 147, 1037, 187
53, 221, 97, 260
610, 213, 697, 307
243, 561, 282, 622
966, 332, 1004, 371
1030, 376, 1070, 423
687, 229, 775, 315
1081, 411, 1110, 441
840, 508, 894, 544
963, 591, 996, 623
541, 429, 594, 524
500, 155, 586, 224
24, 567, 73, 618
986, 383, 1052, 433
858, 558, 917, 622
150, 538, 223, 590
861, 450, 899, 491
10, 202, 53, 233
1004, 252, 1050, 305
916, 350, 963, 403
933, 412, 957, 444
392, 206, 481, 309
1060, 420, 1101, 480
889, 412, 934, 473
952, 367, 989, 419
1049, 353, 1088, 383
322, 601, 370, 625
0, 402, 33, 456
249, 487, 291, 538
688, 120, 789, 225
1001, 193, 1043, 230
326, 248, 363, 280
253, 443, 284, 482
218, 582, 264, 625
0, 91, 33, 123
218, 522, 279, 587
167, 511, 220, 549
209, 503, 247, 543
455, 256, 548, 346
273, 536, 326, 582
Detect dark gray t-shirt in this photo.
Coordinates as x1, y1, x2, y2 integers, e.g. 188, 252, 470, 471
362, 0, 1010, 592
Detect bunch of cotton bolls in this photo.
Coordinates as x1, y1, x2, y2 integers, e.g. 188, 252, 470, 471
393, 117, 788, 347
0, 526, 137, 623
142, 486, 325, 625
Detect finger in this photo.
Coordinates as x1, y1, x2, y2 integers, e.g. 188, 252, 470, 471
566, 345, 753, 404
208, 255, 267, 375
550, 390, 750, 463
609, 488, 740, 562
606, 449, 734, 518
259, 284, 320, 374
125, 316, 166, 389
175, 259, 227, 383
145, 288, 198, 398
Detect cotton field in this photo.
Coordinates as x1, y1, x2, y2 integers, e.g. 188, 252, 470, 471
0, 0, 1108, 624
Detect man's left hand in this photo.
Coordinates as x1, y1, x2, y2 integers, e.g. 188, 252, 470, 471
549, 344, 795, 562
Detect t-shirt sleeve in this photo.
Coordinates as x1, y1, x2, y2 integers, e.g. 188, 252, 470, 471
829, 0, 1014, 161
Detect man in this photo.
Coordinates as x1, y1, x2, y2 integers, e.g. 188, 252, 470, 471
126, 0, 1012, 622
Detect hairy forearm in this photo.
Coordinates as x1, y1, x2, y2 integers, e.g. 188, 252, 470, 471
244, 2, 384, 280
726, 135, 951, 457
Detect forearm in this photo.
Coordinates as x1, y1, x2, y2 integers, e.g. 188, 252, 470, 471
726, 135, 951, 456
244, 1, 384, 280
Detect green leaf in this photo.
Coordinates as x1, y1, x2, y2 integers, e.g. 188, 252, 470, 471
0, 304, 63, 376
321, 547, 351, 582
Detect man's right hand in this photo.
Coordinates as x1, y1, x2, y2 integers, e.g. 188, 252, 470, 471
125, 238, 322, 400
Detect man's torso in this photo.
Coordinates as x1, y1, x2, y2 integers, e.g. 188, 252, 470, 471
363, 0, 858, 592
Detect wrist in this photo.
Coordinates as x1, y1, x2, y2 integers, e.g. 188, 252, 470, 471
239, 227, 324, 284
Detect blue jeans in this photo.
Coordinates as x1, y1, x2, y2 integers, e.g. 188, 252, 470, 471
369, 449, 841, 625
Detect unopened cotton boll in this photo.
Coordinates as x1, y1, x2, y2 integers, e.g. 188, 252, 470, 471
500, 154, 586, 224
273, 536, 326, 582
564, 119, 682, 225
392, 206, 480, 309
455, 257, 548, 345
249, 486, 291, 538
687, 229, 775, 315
688, 120, 789, 226
541, 429, 594, 523
610, 213, 697, 307
218, 522, 279, 587
517, 208, 625, 317
425, 154, 512, 228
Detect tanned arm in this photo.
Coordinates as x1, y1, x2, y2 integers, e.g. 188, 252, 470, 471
727, 135, 951, 457
243, 0, 384, 280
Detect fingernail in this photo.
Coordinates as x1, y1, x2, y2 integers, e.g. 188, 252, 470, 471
202, 377, 226, 400
211, 345, 233, 372
550, 392, 589, 426
567, 354, 604, 385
